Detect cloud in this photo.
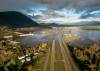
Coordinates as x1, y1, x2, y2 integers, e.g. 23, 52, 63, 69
0, 0, 100, 25
27, 8, 100, 24
29, 8, 82, 24
0, 0, 100, 11
34, 0, 100, 10
0, 0, 35, 11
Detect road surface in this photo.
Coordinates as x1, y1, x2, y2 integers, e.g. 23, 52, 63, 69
43, 28, 80, 71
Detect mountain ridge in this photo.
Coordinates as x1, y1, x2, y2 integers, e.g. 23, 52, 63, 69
0, 11, 39, 28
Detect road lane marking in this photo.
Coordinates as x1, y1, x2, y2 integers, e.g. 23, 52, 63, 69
56, 28, 80, 71
61, 37, 80, 71
58, 35, 72, 71
55, 28, 70, 71
43, 48, 50, 71
59, 28, 80, 71
50, 40, 55, 71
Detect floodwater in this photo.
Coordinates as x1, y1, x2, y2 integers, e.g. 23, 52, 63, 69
64, 29, 100, 48
17, 28, 100, 48
16, 32, 48, 48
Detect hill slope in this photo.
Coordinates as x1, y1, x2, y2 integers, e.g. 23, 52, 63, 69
0, 11, 39, 28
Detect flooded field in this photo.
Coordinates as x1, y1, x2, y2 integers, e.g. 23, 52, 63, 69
63, 29, 100, 48
63, 28, 100, 71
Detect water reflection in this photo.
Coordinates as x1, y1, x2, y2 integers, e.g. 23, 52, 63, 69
17, 32, 47, 48
71, 30, 100, 42
64, 30, 100, 48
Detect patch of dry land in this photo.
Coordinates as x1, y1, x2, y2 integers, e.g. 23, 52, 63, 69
63, 34, 80, 43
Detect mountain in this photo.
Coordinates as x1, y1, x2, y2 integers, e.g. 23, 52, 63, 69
81, 21, 100, 26
40, 21, 100, 27
40, 23, 70, 27
0, 11, 39, 28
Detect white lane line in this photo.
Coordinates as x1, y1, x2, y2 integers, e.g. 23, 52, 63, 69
62, 37, 80, 71
58, 36, 72, 71
50, 40, 55, 71
43, 48, 50, 71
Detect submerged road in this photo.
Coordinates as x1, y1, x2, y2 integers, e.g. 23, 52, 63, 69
43, 28, 80, 71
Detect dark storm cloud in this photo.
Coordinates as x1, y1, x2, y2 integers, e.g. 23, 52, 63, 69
0, 0, 36, 11
0, 0, 100, 11
35, 0, 100, 10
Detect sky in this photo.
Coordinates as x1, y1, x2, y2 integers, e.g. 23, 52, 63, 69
0, 0, 100, 24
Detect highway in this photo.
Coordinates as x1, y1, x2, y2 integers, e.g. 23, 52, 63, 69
43, 28, 80, 71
